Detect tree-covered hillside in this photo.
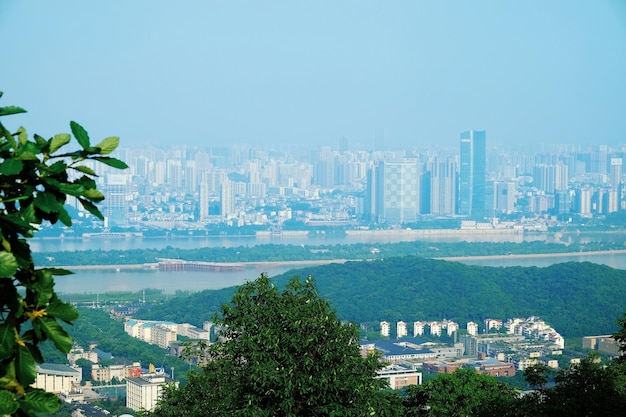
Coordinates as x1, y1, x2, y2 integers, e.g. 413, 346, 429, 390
136, 257, 626, 337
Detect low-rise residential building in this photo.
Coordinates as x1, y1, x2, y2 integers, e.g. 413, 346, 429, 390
484, 318, 503, 332
583, 335, 620, 356
465, 358, 516, 377
67, 346, 98, 366
362, 338, 435, 363
91, 364, 126, 383
375, 363, 422, 389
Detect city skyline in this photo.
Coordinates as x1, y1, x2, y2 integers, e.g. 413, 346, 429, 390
1, 1, 625, 149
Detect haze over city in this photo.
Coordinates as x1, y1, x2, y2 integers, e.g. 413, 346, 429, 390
1, 1, 625, 150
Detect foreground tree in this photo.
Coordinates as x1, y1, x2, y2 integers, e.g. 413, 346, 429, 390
404, 368, 519, 417
0, 92, 126, 416
149, 274, 399, 417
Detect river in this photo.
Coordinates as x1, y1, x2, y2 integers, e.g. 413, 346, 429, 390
38, 231, 626, 295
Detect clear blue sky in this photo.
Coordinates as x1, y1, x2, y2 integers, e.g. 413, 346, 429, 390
1, 1, 625, 150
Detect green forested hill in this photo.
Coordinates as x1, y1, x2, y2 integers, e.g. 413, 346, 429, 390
135, 257, 626, 337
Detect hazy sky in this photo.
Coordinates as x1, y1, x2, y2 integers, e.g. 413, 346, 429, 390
1, 1, 625, 150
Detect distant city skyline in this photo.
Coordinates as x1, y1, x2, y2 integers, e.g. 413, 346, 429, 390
1, 1, 625, 149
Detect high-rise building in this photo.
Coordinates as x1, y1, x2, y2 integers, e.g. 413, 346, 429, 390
220, 180, 235, 217
610, 157, 623, 188
458, 130, 486, 218
103, 173, 130, 227
430, 157, 458, 216
368, 159, 421, 224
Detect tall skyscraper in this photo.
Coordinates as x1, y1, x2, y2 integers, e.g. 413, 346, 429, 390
458, 130, 486, 218
103, 173, 130, 227
430, 156, 458, 216
220, 180, 235, 217
370, 158, 420, 224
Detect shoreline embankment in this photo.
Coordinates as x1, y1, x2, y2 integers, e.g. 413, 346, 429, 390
52, 249, 626, 272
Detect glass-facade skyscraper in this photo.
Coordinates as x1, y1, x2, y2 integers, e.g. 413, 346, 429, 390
458, 130, 486, 218
366, 158, 420, 224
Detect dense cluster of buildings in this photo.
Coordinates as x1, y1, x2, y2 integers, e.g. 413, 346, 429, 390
379, 316, 564, 349
123, 319, 212, 348
368, 316, 566, 379
61, 131, 626, 232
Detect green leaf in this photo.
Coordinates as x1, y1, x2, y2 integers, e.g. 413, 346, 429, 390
19, 389, 61, 415
39, 268, 74, 276
78, 198, 104, 220
76, 175, 97, 190
92, 156, 129, 169
0, 390, 19, 416
20, 203, 38, 226
33, 134, 47, 147
49, 133, 71, 154
94, 136, 119, 155
82, 188, 105, 202
42, 160, 68, 174
0, 158, 23, 175
70, 121, 90, 149
72, 165, 96, 175
37, 317, 73, 353
15, 345, 36, 386
17, 126, 28, 146
0, 106, 27, 117
57, 182, 86, 197
32, 269, 54, 308
0, 252, 18, 278
34, 192, 63, 214
57, 206, 72, 227
45, 299, 79, 323
0, 323, 15, 360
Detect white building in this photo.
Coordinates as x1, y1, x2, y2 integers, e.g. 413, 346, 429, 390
413, 321, 425, 337
380, 321, 391, 337
34, 364, 82, 394
151, 324, 177, 349
444, 320, 459, 337
124, 320, 178, 346
397, 321, 408, 339
67, 346, 98, 366
429, 321, 442, 337
484, 318, 503, 332
375, 364, 422, 390
467, 321, 479, 336
126, 372, 178, 412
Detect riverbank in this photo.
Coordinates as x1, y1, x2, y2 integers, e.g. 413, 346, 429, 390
438, 249, 626, 262
55, 249, 626, 272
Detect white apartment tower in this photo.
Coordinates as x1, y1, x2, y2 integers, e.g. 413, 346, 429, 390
397, 321, 408, 339
413, 321, 425, 337
380, 321, 391, 337
467, 321, 479, 336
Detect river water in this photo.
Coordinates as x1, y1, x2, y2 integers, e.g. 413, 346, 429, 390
35, 231, 626, 295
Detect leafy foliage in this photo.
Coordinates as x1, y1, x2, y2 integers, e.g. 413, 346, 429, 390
519, 356, 626, 416
149, 274, 394, 417
404, 368, 519, 417
0, 92, 126, 416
